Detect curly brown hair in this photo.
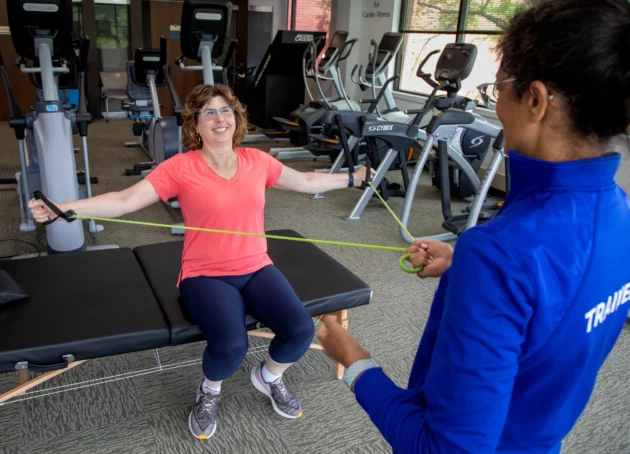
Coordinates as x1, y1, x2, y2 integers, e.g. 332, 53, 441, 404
182, 84, 249, 149
496, 0, 630, 139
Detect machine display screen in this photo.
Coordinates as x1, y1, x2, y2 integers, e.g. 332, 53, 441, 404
379, 34, 402, 52
330, 32, 347, 50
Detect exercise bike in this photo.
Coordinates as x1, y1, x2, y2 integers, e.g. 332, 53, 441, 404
124, 37, 185, 177
166, 0, 231, 235
176, 0, 231, 87
4, 0, 117, 255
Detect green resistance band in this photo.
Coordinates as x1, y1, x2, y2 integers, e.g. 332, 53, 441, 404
71, 214, 423, 274
366, 181, 420, 273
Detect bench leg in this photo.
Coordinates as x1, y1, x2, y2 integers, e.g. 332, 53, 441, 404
336, 309, 349, 379
0, 361, 86, 405
19, 370, 28, 385
248, 310, 349, 379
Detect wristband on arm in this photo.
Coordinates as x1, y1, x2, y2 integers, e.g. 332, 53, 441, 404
343, 358, 380, 392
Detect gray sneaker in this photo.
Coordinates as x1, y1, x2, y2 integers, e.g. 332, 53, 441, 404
251, 362, 303, 419
188, 380, 220, 440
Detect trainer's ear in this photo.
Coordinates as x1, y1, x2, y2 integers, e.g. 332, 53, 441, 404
526, 81, 553, 123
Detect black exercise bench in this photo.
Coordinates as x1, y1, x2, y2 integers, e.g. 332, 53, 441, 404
0, 230, 371, 404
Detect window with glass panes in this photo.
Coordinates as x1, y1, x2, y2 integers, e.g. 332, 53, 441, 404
72, 0, 130, 71
398, 0, 531, 101
287, 0, 332, 37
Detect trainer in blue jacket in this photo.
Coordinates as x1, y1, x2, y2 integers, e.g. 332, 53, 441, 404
317, 0, 630, 452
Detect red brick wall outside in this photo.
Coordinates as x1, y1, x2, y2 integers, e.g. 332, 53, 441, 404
291, 0, 331, 36
288, 0, 331, 66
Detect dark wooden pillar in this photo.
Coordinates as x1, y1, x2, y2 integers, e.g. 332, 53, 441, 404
81, 0, 102, 119
0, 0, 37, 120
129, 0, 143, 53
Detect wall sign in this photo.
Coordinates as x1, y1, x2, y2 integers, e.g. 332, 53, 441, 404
363, 1, 392, 19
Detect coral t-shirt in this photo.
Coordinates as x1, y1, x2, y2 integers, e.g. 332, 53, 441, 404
145, 147, 284, 283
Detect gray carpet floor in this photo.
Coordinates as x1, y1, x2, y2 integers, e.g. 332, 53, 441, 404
0, 120, 629, 454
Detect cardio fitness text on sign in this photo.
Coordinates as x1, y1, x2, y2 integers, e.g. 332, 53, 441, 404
363, 1, 391, 18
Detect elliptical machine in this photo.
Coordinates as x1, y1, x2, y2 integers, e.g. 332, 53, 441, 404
415, 49, 493, 200
336, 43, 496, 222
269, 32, 358, 161
124, 37, 185, 177
309, 73, 409, 207
350, 33, 409, 123
374, 43, 505, 242
5, 0, 116, 255
269, 32, 405, 165
315, 32, 360, 112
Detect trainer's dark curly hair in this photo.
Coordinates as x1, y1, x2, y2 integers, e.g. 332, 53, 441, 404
497, 0, 630, 139
182, 84, 248, 149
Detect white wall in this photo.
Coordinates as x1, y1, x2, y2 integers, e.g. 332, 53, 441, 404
331, 0, 401, 102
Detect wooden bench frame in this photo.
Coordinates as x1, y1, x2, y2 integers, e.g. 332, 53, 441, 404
0, 310, 348, 405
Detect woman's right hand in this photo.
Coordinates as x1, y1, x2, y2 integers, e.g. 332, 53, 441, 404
405, 240, 454, 278
28, 198, 60, 224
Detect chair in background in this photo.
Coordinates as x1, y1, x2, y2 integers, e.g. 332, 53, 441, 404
100, 71, 128, 122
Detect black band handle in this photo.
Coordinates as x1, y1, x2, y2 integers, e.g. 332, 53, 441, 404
16, 354, 75, 373
33, 191, 77, 225
27, 361, 70, 373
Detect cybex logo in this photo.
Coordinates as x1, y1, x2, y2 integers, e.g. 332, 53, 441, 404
368, 125, 394, 132
295, 34, 314, 42
469, 136, 484, 148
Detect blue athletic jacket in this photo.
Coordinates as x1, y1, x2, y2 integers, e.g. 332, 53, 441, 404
354, 150, 630, 453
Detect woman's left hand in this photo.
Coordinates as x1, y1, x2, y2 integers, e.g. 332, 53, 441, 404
317, 315, 371, 368
352, 166, 377, 188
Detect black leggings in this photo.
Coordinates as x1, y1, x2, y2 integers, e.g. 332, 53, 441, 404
179, 265, 315, 381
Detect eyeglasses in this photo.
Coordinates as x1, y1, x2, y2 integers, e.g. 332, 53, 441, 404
199, 106, 235, 119
477, 78, 554, 108
477, 77, 516, 106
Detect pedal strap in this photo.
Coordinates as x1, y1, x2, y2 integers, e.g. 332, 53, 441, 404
33, 191, 77, 225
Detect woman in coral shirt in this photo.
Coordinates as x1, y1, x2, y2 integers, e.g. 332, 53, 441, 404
29, 84, 371, 440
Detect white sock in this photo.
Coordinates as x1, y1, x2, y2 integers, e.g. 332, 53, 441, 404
262, 358, 292, 382
202, 378, 222, 395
